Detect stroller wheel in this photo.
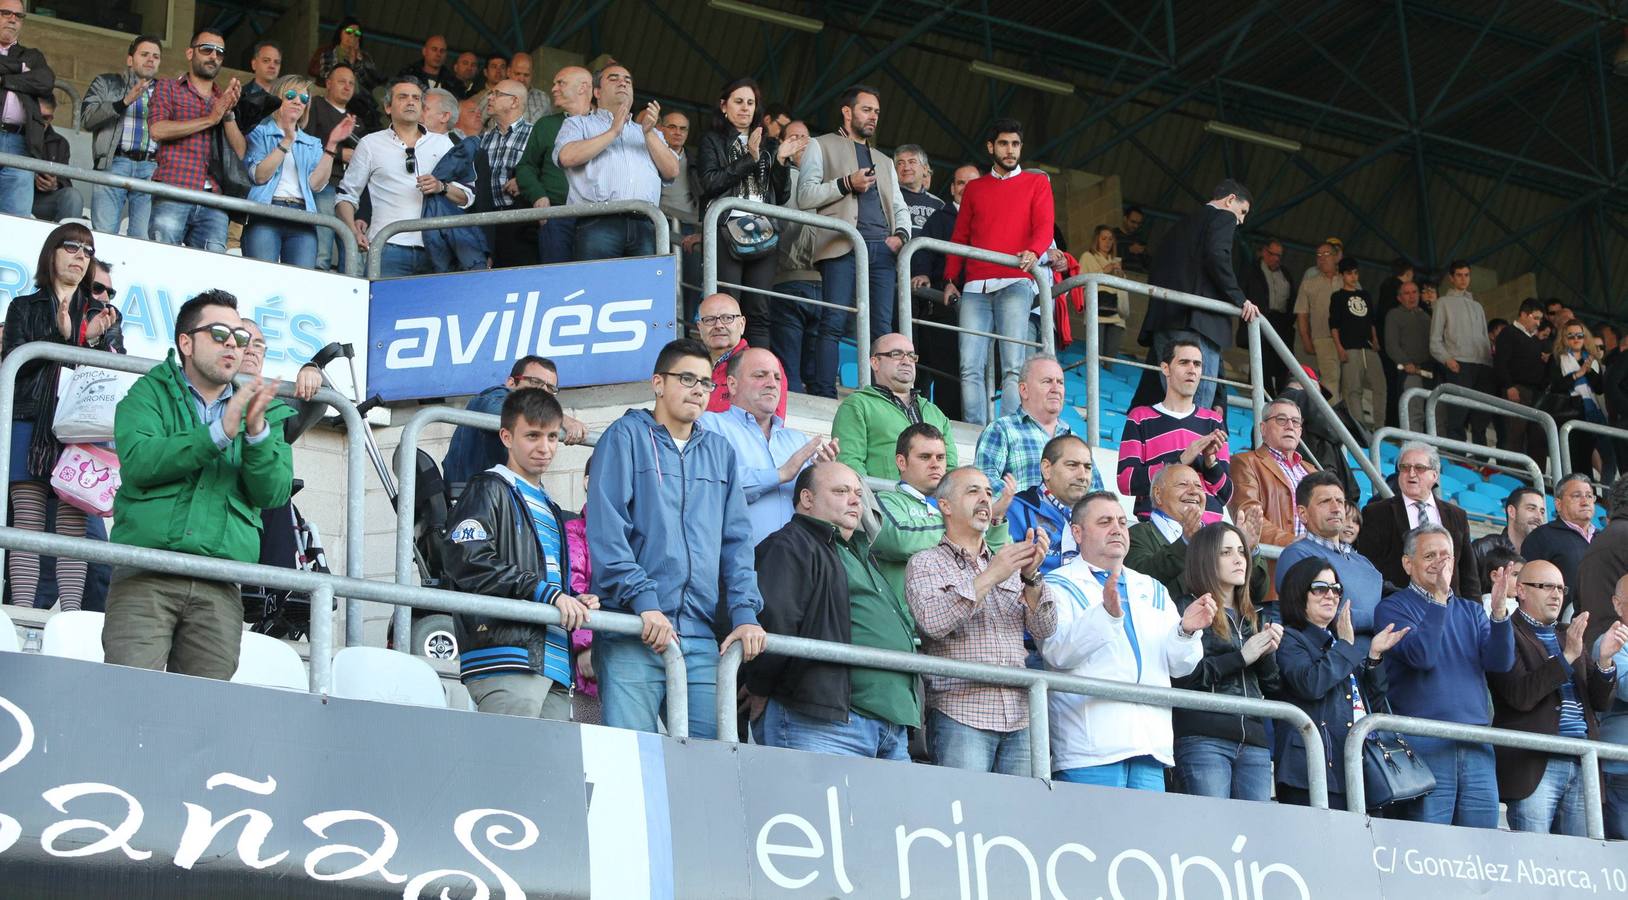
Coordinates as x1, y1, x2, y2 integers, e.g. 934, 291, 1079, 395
411, 614, 459, 660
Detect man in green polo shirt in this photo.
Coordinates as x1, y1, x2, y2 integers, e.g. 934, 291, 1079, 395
514, 65, 589, 263
747, 461, 919, 758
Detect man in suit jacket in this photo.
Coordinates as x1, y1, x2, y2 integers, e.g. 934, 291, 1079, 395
1137, 179, 1260, 411
1576, 477, 1628, 652
1238, 240, 1298, 394
0, 0, 56, 218
1488, 560, 1624, 836
1355, 442, 1481, 598
1520, 473, 1597, 612
1493, 299, 1551, 470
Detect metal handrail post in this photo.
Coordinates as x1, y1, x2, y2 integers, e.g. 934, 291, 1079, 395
1370, 426, 1545, 489
717, 641, 744, 742
702, 198, 871, 388
0, 152, 362, 276
1027, 680, 1051, 779
1344, 713, 1628, 836
1247, 318, 1268, 430
896, 235, 1056, 351
307, 584, 335, 694
1085, 280, 1100, 452
1423, 383, 1563, 482
1560, 419, 1628, 478
1398, 386, 1431, 434
366, 200, 671, 277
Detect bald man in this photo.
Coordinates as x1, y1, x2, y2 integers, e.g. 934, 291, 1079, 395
699, 294, 788, 419
479, 50, 551, 128
515, 65, 592, 263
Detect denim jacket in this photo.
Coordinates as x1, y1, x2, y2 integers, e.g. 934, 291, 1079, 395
243, 118, 325, 210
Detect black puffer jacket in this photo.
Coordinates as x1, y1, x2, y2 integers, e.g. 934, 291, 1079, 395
2, 287, 124, 421
441, 469, 572, 682
1171, 598, 1283, 747
696, 129, 790, 208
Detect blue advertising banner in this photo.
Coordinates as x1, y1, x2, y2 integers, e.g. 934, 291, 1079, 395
367, 256, 678, 401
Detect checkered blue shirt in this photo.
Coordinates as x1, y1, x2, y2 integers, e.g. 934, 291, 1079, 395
481, 118, 533, 210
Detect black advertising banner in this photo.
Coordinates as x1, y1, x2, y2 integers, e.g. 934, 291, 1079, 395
0, 653, 1624, 898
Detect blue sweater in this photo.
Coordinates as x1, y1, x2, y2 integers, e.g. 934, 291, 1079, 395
1274, 536, 1386, 650
1006, 486, 1070, 575
1374, 585, 1515, 725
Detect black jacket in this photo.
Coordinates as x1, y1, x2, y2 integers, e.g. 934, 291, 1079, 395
1, 288, 124, 421
0, 42, 55, 158
1519, 518, 1591, 608
917, 201, 958, 284
1171, 598, 1282, 747
696, 129, 790, 209
1488, 613, 1617, 801
1355, 494, 1481, 598
1273, 623, 1389, 796
1140, 204, 1248, 351
746, 514, 853, 722
441, 469, 572, 681
1494, 325, 1547, 392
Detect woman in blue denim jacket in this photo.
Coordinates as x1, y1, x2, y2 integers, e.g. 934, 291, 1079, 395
243, 75, 355, 267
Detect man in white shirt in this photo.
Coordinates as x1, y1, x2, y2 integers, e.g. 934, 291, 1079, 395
700, 347, 838, 546
336, 76, 472, 277
1041, 492, 1214, 789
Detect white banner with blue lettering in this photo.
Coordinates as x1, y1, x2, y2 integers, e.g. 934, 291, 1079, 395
0, 216, 370, 390
368, 256, 678, 402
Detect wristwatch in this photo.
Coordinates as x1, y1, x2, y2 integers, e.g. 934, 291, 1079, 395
1020, 571, 1043, 587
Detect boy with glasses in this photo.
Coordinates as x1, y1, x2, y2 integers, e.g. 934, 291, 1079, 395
148, 28, 245, 251
586, 338, 766, 737
102, 290, 291, 679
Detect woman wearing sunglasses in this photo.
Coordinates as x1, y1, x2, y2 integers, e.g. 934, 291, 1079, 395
307, 18, 382, 127
1549, 319, 1616, 480
243, 74, 355, 267
1, 223, 125, 612
1273, 556, 1409, 810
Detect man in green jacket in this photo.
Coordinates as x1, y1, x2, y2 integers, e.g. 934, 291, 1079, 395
513, 65, 590, 264
872, 423, 1010, 601
833, 332, 957, 480
102, 290, 293, 679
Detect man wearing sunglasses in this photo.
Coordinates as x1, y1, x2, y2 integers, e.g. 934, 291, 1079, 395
0, 0, 55, 217
102, 290, 292, 681
148, 27, 246, 252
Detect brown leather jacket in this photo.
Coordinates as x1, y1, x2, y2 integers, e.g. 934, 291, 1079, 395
1228, 447, 1316, 549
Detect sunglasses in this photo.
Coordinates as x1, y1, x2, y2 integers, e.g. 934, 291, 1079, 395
91, 283, 117, 301
404, 146, 417, 175
343, 26, 363, 36
186, 324, 253, 348
192, 43, 226, 57
0, 9, 26, 21
1309, 581, 1344, 598
283, 90, 312, 104
59, 239, 95, 258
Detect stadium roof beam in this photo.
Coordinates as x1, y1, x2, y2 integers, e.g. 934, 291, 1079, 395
445, 0, 517, 56
542, 0, 617, 48
639, 0, 736, 82
852, 34, 987, 162
793, 0, 967, 119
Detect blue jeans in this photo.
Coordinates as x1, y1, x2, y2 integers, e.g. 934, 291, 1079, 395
819, 238, 896, 349
0, 130, 34, 217
537, 215, 577, 264
243, 210, 319, 268
1055, 756, 1167, 791
1399, 736, 1499, 828
91, 155, 158, 236
927, 708, 1028, 775
312, 184, 339, 271
1606, 772, 1628, 840
760, 698, 910, 761
1152, 329, 1222, 410
1506, 756, 1587, 836
771, 280, 843, 398
377, 243, 431, 278
575, 214, 654, 260
149, 199, 229, 252
958, 281, 1037, 426
593, 631, 719, 739
1173, 735, 1273, 801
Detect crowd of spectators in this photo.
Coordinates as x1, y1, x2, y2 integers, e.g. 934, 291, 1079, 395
9, 8, 1628, 843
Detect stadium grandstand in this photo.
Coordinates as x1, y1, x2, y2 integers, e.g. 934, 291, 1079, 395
3, 0, 1628, 896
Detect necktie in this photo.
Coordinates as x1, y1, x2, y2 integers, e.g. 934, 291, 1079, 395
1415, 501, 1433, 525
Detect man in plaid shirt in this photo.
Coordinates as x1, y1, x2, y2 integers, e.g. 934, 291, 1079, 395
147, 27, 246, 251
975, 354, 1102, 499
480, 79, 536, 269
906, 466, 1056, 776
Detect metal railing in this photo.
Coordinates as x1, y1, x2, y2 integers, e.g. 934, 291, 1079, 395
366, 198, 671, 274
1369, 426, 1545, 489
1561, 418, 1628, 479
0, 344, 376, 645
392, 405, 494, 644
1420, 383, 1563, 483
0, 151, 363, 277
701, 198, 871, 388
1344, 713, 1628, 838
0, 525, 691, 735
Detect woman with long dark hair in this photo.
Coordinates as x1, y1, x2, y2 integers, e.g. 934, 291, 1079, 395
2, 223, 125, 610
1273, 555, 1409, 809
1171, 522, 1282, 800
697, 76, 806, 348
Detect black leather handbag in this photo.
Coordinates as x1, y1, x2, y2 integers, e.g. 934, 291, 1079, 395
1360, 705, 1436, 807
209, 122, 254, 199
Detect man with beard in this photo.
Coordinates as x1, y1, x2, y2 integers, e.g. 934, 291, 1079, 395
148, 28, 246, 251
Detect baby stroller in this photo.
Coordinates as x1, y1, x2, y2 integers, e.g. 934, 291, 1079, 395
242, 478, 332, 639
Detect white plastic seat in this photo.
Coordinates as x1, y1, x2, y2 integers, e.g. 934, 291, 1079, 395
329, 646, 446, 707
231, 631, 309, 690
0, 607, 18, 653
40, 610, 104, 662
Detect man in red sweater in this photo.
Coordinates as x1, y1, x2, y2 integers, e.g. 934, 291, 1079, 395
943, 119, 1055, 426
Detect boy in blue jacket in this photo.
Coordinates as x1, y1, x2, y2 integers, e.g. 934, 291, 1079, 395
587, 339, 766, 737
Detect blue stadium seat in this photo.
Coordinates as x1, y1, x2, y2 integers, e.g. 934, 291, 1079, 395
1486, 473, 1524, 493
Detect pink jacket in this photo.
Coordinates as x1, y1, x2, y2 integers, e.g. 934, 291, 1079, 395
565, 514, 597, 697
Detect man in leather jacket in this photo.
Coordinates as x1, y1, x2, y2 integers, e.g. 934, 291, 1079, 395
442, 387, 599, 720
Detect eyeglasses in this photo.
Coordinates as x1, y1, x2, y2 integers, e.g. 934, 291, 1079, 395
1520, 581, 1568, 595
1309, 581, 1344, 597
516, 376, 559, 395
697, 313, 739, 327
59, 240, 95, 258
1397, 463, 1435, 475
1315, 250, 1335, 258
660, 372, 718, 392
192, 43, 226, 57
0, 8, 26, 20
343, 26, 363, 36
186, 324, 252, 348
404, 146, 417, 175
91, 283, 117, 300
873, 349, 920, 362
1265, 414, 1302, 428
1566, 332, 1585, 340
283, 90, 312, 104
